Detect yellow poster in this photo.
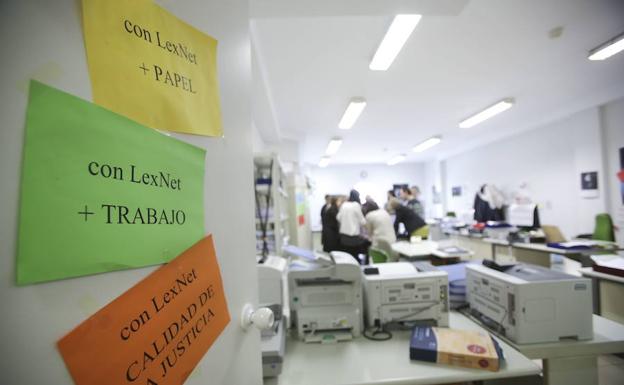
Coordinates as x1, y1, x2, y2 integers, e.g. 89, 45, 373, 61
81, 0, 222, 137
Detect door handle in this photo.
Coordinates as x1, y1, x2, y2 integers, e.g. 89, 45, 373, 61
240, 303, 275, 331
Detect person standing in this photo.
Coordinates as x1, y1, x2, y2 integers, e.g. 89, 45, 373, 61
337, 189, 368, 263
321, 195, 340, 252
363, 200, 396, 259
384, 190, 396, 212
400, 186, 424, 219
389, 198, 428, 239
410, 185, 425, 218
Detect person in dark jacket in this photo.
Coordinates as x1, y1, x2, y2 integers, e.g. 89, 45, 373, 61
389, 198, 427, 238
321, 196, 340, 252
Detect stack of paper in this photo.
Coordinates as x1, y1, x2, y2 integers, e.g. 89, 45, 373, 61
591, 254, 624, 278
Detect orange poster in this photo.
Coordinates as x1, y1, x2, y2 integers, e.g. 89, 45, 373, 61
58, 235, 230, 385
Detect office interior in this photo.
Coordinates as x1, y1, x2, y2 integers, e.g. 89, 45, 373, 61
2, 1, 624, 385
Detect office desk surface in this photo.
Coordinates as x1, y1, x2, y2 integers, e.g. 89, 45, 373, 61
580, 267, 624, 284
391, 241, 438, 257
483, 237, 510, 246
513, 242, 620, 255
264, 312, 541, 385
446, 231, 486, 239
485, 314, 624, 360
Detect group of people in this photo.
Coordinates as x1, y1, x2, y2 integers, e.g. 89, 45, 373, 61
320, 186, 428, 264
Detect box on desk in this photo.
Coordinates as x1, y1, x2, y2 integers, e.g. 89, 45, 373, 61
410, 327, 503, 372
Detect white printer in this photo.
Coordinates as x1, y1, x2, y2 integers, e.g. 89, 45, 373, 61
466, 262, 593, 344
286, 248, 363, 343
362, 262, 449, 328
257, 256, 287, 377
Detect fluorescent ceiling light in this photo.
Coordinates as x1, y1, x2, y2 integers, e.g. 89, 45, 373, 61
387, 154, 406, 166
369, 14, 422, 71
338, 98, 367, 129
318, 156, 330, 168
588, 32, 624, 61
325, 137, 343, 156
459, 99, 514, 129
413, 136, 441, 153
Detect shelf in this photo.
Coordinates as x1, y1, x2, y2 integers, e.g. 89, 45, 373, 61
254, 152, 290, 256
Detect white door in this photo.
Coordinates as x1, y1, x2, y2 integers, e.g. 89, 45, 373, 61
0, 1, 263, 384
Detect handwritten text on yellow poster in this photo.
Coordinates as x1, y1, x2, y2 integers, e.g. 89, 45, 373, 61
81, 0, 222, 137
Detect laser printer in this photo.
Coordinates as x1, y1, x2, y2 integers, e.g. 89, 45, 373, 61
466, 262, 593, 344
286, 247, 363, 343
362, 262, 449, 328
258, 256, 287, 377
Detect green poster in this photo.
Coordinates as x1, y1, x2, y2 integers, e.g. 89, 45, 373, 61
17, 81, 206, 285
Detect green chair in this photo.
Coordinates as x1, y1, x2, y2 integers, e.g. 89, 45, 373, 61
369, 247, 389, 264
411, 225, 430, 240
593, 213, 615, 242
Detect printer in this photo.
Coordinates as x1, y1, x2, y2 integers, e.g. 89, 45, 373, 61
286, 247, 363, 343
258, 256, 287, 377
362, 262, 449, 328
466, 262, 593, 344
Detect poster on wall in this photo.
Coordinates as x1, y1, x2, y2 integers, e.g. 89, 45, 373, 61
451, 186, 462, 197
17, 81, 205, 285
580, 171, 599, 199
81, 0, 222, 137
58, 235, 230, 385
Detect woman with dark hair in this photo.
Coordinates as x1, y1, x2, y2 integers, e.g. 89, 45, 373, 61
336, 189, 369, 263
321, 195, 340, 252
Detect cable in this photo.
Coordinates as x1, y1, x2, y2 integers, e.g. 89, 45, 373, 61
391, 302, 439, 322
363, 301, 441, 342
363, 325, 392, 341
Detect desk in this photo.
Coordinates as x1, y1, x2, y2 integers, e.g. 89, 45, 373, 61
264, 312, 541, 385
483, 238, 514, 263
471, 313, 624, 385
484, 240, 619, 268
580, 267, 624, 324
447, 232, 493, 260
391, 241, 438, 259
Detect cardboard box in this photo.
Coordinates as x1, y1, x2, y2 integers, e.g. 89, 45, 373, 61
410, 327, 504, 371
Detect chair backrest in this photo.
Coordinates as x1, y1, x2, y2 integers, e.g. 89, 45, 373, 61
411, 225, 430, 240
593, 213, 615, 242
542, 225, 566, 243
369, 247, 389, 264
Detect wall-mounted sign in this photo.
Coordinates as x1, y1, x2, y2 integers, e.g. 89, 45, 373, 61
17, 81, 205, 284
451, 186, 462, 197
580, 171, 599, 199
81, 0, 222, 136
58, 235, 230, 385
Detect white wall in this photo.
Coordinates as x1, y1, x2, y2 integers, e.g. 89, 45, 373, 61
443, 106, 607, 239
601, 97, 624, 245
252, 122, 267, 153
0, 1, 261, 384
309, 163, 425, 230
422, 159, 446, 219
